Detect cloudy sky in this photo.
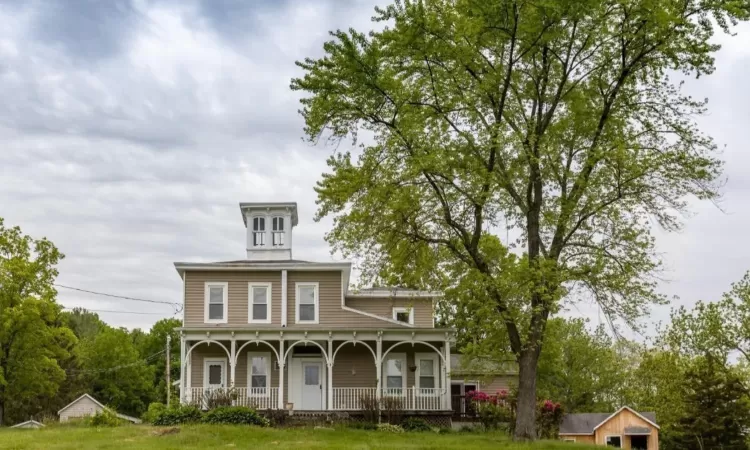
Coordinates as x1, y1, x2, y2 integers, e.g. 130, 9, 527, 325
1, 1, 749, 333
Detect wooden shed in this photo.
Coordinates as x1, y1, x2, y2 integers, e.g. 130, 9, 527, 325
57, 394, 141, 424
559, 406, 659, 449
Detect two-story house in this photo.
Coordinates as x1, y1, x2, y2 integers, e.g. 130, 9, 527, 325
176, 202, 458, 417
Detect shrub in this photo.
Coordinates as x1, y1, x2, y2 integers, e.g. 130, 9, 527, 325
376, 423, 405, 433
202, 388, 238, 409
263, 409, 288, 427
380, 396, 404, 425
466, 390, 513, 430
401, 417, 432, 432
537, 400, 563, 439
358, 391, 380, 424
87, 409, 123, 427
201, 406, 270, 427
142, 402, 167, 424
152, 405, 203, 426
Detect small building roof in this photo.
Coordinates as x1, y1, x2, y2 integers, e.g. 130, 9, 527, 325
450, 354, 518, 375
10, 420, 44, 429
58, 393, 142, 424
559, 407, 657, 435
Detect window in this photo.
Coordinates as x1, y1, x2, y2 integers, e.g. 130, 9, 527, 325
383, 354, 406, 394
248, 353, 270, 396
416, 353, 438, 394
605, 436, 622, 448
272, 217, 284, 246
248, 283, 272, 323
252, 216, 266, 246
204, 282, 228, 323
562, 438, 576, 442
392, 307, 414, 325
296, 282, 319, 324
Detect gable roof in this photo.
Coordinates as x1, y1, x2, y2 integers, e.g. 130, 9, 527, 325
559, 407, 658, 435
57, 393, 142, 424
10, 420, 44, 428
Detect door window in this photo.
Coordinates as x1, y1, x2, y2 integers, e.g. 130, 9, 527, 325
304, 365, 320, 386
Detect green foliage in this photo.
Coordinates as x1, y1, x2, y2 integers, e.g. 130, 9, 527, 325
79, 327, 156, 417
536, 318, 627, 413
291, 0, 748, 438
401, 417, 432, 432
201, 406, 270, 427
151, 405, 203, 426
376, 423, 405, 433
134, 318, 181, 404
86, 408, 123, 427
142, 402, 167, 424
666, 357, 750, 450
0, 217, 77, 425
536, 401, 563, 439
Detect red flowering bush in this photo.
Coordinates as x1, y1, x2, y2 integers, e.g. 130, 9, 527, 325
537, 400, 563, 438
466, 390, 512, 430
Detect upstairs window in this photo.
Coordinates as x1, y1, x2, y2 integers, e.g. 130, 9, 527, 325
393, 307, 414, 325
252, 217, 266, 246
248, 353, 270, 396
249, 283, 271, 323
272, 217, 285, 246
204, 282, 228, 323
296, 282, 319, 324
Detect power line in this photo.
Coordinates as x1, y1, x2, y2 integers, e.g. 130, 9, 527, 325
61, 306, 168, 316
54, 283, 182, 312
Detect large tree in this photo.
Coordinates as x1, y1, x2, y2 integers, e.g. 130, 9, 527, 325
0, 218, 76, 425
291, 0, 747, 438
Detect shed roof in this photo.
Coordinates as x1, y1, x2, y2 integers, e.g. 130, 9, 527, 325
10, 420, 44, 429
559, 407, 657, 435
58, 393, 142, 424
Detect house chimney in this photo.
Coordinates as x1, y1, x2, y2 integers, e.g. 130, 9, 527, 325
240, 202, 298, 261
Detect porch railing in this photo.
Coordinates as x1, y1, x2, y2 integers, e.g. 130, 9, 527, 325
332, 387, 445, 411
186, 387, 279, 410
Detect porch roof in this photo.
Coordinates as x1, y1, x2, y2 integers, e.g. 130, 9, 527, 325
178, 326, 456, 342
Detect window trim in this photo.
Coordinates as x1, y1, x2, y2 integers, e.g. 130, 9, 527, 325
392, 307, 414, 325
247, 352, 271, 397
271, 216, 285, 247
415, 352, 439, 395
203, 357, 228, 389
562, 438, 576, 442
251, 214, 267, 247
604, 435, 622, 448
248, 282, 272, 324
295, 282, 320, 324
204, 282, 228, 324
382, 352, 407, 393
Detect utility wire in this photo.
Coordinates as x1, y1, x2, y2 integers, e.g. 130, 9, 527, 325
54, 283, 183, 313
61, 306, 168, 316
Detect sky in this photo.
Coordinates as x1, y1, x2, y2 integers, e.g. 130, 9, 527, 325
0, 1, 749, 333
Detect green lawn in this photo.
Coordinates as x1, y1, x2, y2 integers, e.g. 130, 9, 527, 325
0, 424, 594, 449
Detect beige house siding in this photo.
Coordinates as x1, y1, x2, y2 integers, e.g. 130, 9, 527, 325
286, 271, 401, 328
345, 297, 434, 328
184, 271, 283, 326
332, 343, 378, 388
59, 396, 104, 422
594, 409, 659, 450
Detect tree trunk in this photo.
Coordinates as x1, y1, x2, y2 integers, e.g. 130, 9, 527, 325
514, 349, 539, 440
0, 400, 4, 426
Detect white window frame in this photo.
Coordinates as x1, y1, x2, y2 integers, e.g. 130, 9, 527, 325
252, 215, 266, 247
392, 307, 414, 325
247, 352, 271, 397
271, 216, 285, 247
382, 352, 407, 394
605, 435, 622, 448
203, 357, 228, 389
204, 282, 228, 324
248, 282, 272, 324
562, 438, 576, 442
415, 352, 439, 395
295, 282, 320, 324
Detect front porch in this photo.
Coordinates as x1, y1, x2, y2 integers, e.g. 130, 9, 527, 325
179, 328, 454, 412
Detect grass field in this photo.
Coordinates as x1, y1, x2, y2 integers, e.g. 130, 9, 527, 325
0, 424, 594, 449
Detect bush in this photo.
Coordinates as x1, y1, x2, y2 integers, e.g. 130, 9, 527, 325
263, 409, 288, 427
376, 423, 405, 433
401, 417, 432, 432
380, 396, 404, 425
201, 388, 238, 409
87, 409, 123, 427
152, 405, 203, 426
201, 406, 270, 427
142, 402, 167, 424
358, 391, 380, 424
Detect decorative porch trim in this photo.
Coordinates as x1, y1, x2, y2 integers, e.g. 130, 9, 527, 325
283, 339, 331, 365
235, 339, 280, 364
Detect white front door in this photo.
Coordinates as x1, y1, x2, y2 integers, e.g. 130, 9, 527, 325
301, 361, 323, 410
205, 359, 227, 391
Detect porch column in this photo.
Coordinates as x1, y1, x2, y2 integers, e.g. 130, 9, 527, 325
375, 333, 383, 402
230, 338, 236, 387
179, 335, 186, 404
186, 342, 193, 404
327, 339, 333, 410
443, 339, 451, 410
278, 339, 285, 410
